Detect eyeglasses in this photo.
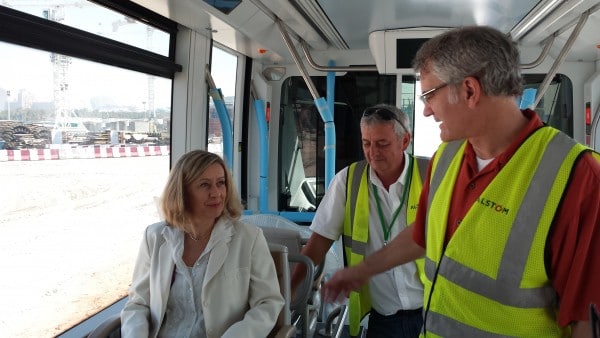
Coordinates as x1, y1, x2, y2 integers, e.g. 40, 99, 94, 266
362, 107, 408, 134
419, 83, 448, 104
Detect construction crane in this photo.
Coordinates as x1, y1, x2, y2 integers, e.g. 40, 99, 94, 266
112, 17, 156, 119
146, 26, 155, 119
43, 4, 88, 136
6, 1, 155, 134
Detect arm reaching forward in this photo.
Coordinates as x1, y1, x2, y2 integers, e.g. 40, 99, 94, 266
322, 225, 425, 302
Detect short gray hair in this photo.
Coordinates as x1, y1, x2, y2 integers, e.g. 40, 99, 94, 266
360, 103, 411, 137
412, 26, 523, 97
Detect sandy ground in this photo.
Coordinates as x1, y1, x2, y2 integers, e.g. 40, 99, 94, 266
0, 156, 170, 337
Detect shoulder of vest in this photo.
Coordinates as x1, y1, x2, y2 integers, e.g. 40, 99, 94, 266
348, 160, 368, 176
412, 155, 427, 165
355, 160, 368, 170
346, 160, 368, 187
573, 146, 600, 164
411, 155, 429, 182
433, 140, 465, 167
533, 126, 592, 154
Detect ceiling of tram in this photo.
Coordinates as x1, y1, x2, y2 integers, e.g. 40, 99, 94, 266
314, 0, 540, 49
136, 0, 600, 64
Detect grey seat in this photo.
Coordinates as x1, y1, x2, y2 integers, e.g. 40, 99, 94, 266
242, 214, 321, 338
268, 243, 299, 338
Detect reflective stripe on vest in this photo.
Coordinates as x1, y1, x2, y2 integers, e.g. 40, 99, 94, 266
343, 156, 427, 336
422, 127, 589, 337
343, 160, 372, 337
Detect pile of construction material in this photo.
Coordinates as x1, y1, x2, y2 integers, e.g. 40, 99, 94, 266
0, 121, 51, 150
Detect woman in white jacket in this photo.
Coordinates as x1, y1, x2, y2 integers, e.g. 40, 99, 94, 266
121, 150, 284, 338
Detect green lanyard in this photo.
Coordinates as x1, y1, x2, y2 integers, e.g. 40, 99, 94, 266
371, 156, 413, 244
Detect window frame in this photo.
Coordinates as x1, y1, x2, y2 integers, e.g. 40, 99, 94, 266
0, 1, 181, 78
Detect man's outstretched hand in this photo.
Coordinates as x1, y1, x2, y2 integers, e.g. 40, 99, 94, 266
322, 265, 369, 303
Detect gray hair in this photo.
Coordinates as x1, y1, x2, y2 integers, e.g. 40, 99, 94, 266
360, 103, 411, 137
412, 26, 523, 97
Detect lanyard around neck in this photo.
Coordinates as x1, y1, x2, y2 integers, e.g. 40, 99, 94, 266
371, 156, 413, 244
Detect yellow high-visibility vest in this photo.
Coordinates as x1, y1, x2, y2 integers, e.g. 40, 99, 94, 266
343, 156, 427, 336
422, 127, 596, 337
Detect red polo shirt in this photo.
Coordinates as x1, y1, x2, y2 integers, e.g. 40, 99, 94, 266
413, 109, 600, 326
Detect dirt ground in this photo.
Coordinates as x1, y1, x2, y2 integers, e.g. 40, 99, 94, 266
0, 156, 170, 337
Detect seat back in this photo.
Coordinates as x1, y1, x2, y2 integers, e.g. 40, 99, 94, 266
262, 227, 315, 338
268, 243, 297, 338
242, 214, 317, 338
262, 226, 303, 256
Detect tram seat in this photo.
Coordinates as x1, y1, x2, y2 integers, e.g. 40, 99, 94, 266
241, 214, 322, 338
86, 245, 299, 338
268, 243, 299, 338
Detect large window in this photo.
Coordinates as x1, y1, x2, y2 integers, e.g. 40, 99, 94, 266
277, 72, 575, 212
0, 2, 177, 336
207, 46, 238, 159
522, 73, 573, 137
279, 72, 396, 212
3, 0, 170, 56
411, 73, 574, 158
413, 78, 442, 158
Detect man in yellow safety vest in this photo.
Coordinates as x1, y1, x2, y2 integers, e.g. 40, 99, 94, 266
322, 26, 600, 337
292, 103, 426, 337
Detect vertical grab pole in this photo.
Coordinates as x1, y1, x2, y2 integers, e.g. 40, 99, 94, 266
254, 99, 269, 213
324, 60, 336, 189
206, 66, 234, 169
277, 19, 336, 189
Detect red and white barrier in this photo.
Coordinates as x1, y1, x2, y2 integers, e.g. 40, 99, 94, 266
0, 145, 170, 162
0, 149, 59, 161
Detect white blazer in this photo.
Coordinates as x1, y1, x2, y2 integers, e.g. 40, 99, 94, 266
121, 219, 284, 338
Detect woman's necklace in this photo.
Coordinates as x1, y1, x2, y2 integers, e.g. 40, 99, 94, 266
187, 222, 215, 241
188, 231, 210, 241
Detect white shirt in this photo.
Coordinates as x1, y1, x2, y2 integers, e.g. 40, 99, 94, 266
310, 152, 424, 314
157, 220, 231, 337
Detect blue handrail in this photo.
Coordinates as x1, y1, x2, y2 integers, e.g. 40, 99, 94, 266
254, 99, 269, 213
206, 67, 233, 169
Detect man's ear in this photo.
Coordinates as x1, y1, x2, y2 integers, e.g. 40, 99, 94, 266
463, 76, 481, 108
401, 132, 411, 150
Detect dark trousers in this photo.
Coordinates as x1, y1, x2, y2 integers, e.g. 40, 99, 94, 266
366, 308, 423, 338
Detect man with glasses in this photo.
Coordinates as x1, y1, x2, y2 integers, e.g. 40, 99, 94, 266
292, 104, 427, 337
322, 26, 600, 337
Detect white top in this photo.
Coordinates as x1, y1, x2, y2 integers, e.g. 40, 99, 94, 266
310, 152, 424, 314
157, 221, 229, 338
476, 156, 495, 171
121, 219, 283, 338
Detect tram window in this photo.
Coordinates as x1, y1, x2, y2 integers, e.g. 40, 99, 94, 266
3, 0, 171, 57
411, 74, 574, 158
207, 46, 238, 158
413, 78, 442, 158
0, 40, 171, 337
522, 74, 573, 137
279, 72, 396, 211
